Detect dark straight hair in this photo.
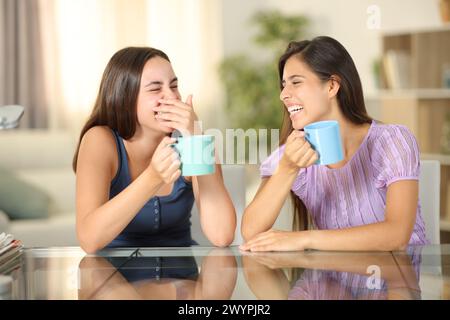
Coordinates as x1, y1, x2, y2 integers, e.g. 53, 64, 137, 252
277, 36, 372, 231
72, 47, 170, 172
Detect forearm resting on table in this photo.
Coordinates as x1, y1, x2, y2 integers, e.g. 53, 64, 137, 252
195, 164, 236, 246
286, 253, 407, 283
307, 180, 417, 251
307, 220, 413, 251
242, 167, 298, 241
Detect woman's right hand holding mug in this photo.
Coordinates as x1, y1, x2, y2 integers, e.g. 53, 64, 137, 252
149, 137, 181, 184
279, 130, 318, 174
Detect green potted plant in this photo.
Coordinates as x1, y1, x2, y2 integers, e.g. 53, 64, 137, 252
372, 58, 382, 89
219, 10, 309, 157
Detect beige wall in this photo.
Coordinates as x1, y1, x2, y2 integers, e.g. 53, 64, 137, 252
115, 0, 148, 47
221, 0, 442, 96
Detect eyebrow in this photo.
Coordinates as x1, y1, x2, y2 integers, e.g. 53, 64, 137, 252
145, 77, 178, 87
281, 75, 306, 85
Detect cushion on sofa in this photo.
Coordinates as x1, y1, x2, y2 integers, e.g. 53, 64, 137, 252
15, 168, 76, 215
0, 167, 51, 220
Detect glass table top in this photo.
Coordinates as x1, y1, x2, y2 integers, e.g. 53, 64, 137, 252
2, 245, 449, 300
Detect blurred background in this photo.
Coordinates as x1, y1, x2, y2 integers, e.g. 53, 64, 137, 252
0, 0, 449, 251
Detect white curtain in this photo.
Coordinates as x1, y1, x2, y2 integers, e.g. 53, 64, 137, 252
39, 0, 224, 134
1, 0, 48, 128
147, 0, 225, 130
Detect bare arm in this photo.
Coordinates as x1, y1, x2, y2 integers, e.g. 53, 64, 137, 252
194, 248, 238, 299
78, 256, 142, 300
241, 171, 297, 242
153, 96, 236, 246
246, 252, 418, 300
307, 180, 418, 251
242, 130, 318, 241
192, 162, 236, 246
76, 127, 178, 253
242, 180, 419, 252
242, 255, 290, 300
249, 252, 406, 285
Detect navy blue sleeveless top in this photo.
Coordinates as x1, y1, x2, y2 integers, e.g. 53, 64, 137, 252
107, 130, 196, 247
104, 255, 199, 283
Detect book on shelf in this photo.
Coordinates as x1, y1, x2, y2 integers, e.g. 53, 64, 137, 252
382, 50, 412, 90
0, 232, 23, 274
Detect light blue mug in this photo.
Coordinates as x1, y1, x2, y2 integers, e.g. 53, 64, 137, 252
304, 120, 343, 165
171, 135, 216, 176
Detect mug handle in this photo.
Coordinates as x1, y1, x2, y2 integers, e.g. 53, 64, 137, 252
170, 142, 182, 160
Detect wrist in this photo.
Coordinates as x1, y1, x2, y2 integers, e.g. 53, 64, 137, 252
277, 157, 300, 176
144, 165, 164, 187
302, 230, 315, 250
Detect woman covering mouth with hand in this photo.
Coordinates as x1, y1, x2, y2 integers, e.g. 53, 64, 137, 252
73, 47, 236, 253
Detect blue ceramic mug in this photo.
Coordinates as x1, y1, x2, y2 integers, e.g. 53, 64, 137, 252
304, 120, 343, 165
171, 135, 216, 176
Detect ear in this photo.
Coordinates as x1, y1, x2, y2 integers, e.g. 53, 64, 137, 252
328, 75, 341, 99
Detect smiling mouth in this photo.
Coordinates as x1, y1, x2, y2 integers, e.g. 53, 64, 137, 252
288, 105, 304, 115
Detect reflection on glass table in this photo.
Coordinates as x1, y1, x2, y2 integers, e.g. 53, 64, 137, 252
78, 248, 237, 300
3, 245, 450, 300
242, 249, 422, 300
392, 245, 450, 299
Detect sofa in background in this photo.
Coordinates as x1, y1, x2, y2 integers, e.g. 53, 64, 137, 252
0, 130, 246, 247
0, 130, 78, 247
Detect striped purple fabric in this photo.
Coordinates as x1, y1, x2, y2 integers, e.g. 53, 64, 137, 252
260, 120, 429, 245
287, 246, 423, 299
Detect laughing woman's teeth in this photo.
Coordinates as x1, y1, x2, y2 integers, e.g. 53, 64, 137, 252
288, 106, 304, 115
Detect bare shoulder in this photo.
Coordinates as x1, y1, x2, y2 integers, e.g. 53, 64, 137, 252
82, 126, 115, 144
80, 126, 116, 153
78, 126, 117, 176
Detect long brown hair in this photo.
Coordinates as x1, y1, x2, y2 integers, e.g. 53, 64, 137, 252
277, 36, 372, 231
72, 47, 170, 172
